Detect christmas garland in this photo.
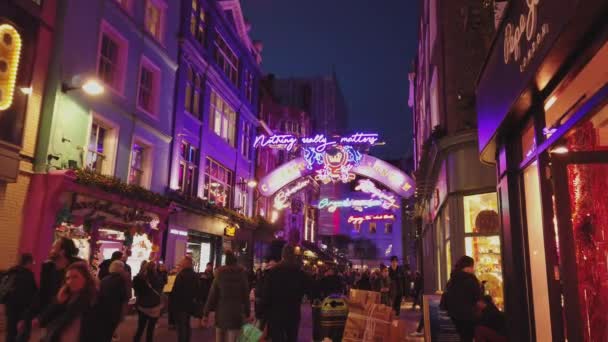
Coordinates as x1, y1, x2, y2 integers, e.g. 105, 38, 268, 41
74, 169, 170, 207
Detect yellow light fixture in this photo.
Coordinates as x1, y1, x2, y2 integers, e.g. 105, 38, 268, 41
20, 87, 32, 95
0, 24, 23, 110
81, 79, 105, 96
551, 146, 569, 154
247, 180, 258, 188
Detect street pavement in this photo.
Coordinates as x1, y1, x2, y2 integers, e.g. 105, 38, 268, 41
22, 301, 423, 341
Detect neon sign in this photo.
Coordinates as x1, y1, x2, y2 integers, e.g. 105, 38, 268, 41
355, 179, 398, 209
273, 179, 311, 210
254, 133, 379, 153
304, 145, 362, 184
317, 197, 384, 213
347, 214, 396, 225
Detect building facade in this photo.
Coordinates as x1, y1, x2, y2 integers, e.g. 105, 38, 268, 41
0, 0, 57, 270
410, 0, 502, 306
17, 0, 179, 276
476, 0, 608, 340
165, 0, 262, 271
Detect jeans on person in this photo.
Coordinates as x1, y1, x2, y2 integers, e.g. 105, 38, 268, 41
133, 310, 158, 342
392, 293, 403, 317
5, 306, 31, 342
269, 317, 299, 342
215, 328, 241, 342
451, 318, 475, 342
175, 311, 191, 342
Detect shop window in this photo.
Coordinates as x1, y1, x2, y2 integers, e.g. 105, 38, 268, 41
463, 192, 503, 309
384, 223, 393, 234
210, 89, 236, 146
145, 0, 165, 43
178, 140, 199, 197
137, 57, 160, 116
369, 222, 377, 234
204, 157, 233, 208
190, 0, 206, 46
564, 102, 608, 152
214, 33, 239, 86
523, 162, 552, 340
97, 22, 128, 94
521, 121, 536, 160
353, 222, 361, 233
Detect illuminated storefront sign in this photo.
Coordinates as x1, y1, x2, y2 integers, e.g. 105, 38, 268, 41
258, 154, 416, 198
273, 179, 311, 210
254, 132, 379, 153
317, 197, 384, 213
354, 179, 399, 209
347, 214, 395, 225
503, 0, 549, 72
0, 24, 22, 111
224, 225, 237, 237
304, 145, 362, 184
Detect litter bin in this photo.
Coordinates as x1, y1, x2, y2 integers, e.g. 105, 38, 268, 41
319, 294, 348, 342
312, 299, 323, 341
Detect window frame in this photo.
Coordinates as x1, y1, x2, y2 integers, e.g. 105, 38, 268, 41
86, 115, 119, 176
209, 89, 237, 147
240, 121, 252, 160
204, 157, 233, 208
369, 222, 377, 234
178, 140, 199, 197
145, 0, 166, 43
136, 56, 161, 118
190, 0, 206, 46
97, 21, 128, 95
128, 138, 153, 189
214, 32, 239, 86
183, 65, 203, 118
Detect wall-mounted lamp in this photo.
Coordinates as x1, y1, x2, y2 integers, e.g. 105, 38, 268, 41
62, 78, 104, 96
550, 146, 569, 154
20, 87, 33, 95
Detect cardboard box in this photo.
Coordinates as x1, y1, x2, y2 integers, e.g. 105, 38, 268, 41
343, 301, 393, 342
349, 289, 381, 305
388, 319, 407, 342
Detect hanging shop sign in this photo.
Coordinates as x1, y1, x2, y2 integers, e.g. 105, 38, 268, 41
224, 225, 237, 237
354, 179, 399, 209
317, 197, 384, 213
347, 214, 396, 225
71, 195, 160, 228
258, 154, 416, 198
0, 24, 22, 111
273, 179, 311, 210
254, 132, 379, 153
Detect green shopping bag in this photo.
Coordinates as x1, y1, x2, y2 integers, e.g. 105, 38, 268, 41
238, 323, 263, 342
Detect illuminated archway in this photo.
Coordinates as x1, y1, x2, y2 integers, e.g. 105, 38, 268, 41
258, 154, 415, 198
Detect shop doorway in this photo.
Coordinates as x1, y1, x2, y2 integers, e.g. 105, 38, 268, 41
551, 151, 608, 342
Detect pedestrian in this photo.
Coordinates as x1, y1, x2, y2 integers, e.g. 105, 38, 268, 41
262, 244, 313, 342
97, 260, 129, 342
133, 261, 163, 342
199, 262, 214, 310
98, 251, 123, 280
356, 269, 372, 291
38, 237, 82, 314
122, 250, 133, 278
388, 256, 406, 317
202, 251, 251, 342
411, 271, 423, 310
254, 257, 278, 331
171, 256, 200, 342
379, 266, 391, 306
319, 267, 344, 298
37, 261, 98, 342
441, 256, 481, 342
474, 295, 507, 342
1, 253, 37, 342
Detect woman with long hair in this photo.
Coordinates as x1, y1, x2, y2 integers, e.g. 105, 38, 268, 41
441, 256, 481, 342
133, 261, 163, 342
37, 261, 98, 342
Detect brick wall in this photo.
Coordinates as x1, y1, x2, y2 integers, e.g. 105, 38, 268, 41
0, 166, 32, 270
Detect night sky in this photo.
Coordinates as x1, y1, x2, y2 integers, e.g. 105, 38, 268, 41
241, 0, 419, 159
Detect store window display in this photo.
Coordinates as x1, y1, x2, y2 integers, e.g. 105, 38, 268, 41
463, 193, 504, 309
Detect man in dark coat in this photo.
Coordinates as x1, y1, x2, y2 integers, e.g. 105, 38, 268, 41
388, 256, 406, 317
443, 256, 481, 342
97, 251, 123, 280
199, 262, 214, 309
262, 245, 313, 342
38, 238, 82, 314
202, 251, 250, 341
319, 268, 344, 298
3, 253, 37, 342
171, 256, 200, 342
254, 258, 278, 328
97, 260, 129, 342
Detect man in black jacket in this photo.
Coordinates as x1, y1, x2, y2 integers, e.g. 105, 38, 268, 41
388, 256, 405, 317
3, 253, 37, 342
98, 251, 123, 280
262, 245, 313, 342
171, 256, 200, 342
443, 256, 481, 342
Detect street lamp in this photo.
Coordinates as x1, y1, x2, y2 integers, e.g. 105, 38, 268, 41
236, 179, 257, 190
62, 78, 105, 96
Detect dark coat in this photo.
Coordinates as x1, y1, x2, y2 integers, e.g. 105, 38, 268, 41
199, 270, 214, 305
38, 258, 81, 314
357, 274, 372, 291
170, 267, 199, 313
388, 266, 405, 296
262, 262, 312, 323
38, 293, 97, 342
97, 258, 117, 281
96, 273, 129, 340
443, 271, 481, 321
319, 274, 344, 297
203, 265, 250, 330
478, 302, 507, 336
4, 265, 37, 314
